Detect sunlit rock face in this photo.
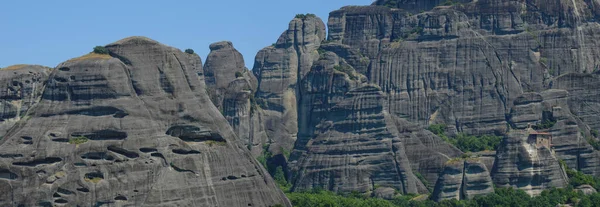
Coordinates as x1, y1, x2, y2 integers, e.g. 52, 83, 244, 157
0, 37, 290, 207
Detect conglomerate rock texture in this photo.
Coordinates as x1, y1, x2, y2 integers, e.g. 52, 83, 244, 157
0, 37, 290, 207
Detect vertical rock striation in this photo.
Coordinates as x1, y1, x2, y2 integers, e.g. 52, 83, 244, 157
253, 15, 326, 154
431, 158, 494, 202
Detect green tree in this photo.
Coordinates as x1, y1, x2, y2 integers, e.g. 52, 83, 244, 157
93, 46, 109, 54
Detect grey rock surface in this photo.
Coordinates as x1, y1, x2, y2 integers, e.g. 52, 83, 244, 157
203, 41, 266, 157
491, 130, 569, 196
431, 158, 494, 202
253, 15, 326, 154
0, 37, 290, 207
0, 65, 50, 137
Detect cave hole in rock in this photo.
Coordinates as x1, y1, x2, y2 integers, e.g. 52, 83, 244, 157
71, 130, 127, 141
139, 148, 158, 153
76, 187, 90, 193
114, 195, 127, 201
58, 67, 70, 71
165, 125, 226, 143
54, 199, 68, 204
172, 149, 201, 155
12, 157, 62, 167
107, 146, 139, 158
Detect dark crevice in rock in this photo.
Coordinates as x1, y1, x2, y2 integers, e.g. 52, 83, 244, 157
150, 153, 167, 165
54, 199, 68, 204
157, 67, 175, 95
172, 149, 201, 155
12, 157, 62, 167
221, 175, 239, 180
114, 195, 127, 201
107, 146, 139, 158
170, 163, 196, 174
42, 106, 128, 118
20, 136, 32, 140
166, 125, 226, 143
107, 51, 131, 65
58, 67, 70, 71
76, 187, 90, 193
139, 148, 158, 153
84, 172, 104, 180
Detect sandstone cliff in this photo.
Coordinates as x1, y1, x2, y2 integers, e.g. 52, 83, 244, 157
0, 37, 289, 207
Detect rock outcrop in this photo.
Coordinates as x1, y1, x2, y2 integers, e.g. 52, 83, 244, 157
491, 130, 569, 196
431, 158, 494, 202
0, 65, 50, 137
203, 41, 267, 156
508, 90, 600, 176
253, 17, 461, 194
0, 37, 290, 207
253, 14, 327, 154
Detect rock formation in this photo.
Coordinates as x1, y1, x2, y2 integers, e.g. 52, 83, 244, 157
203, 41, 267, 156
0, 37, 289, 207
253, 14, 327, 154
431, 158, 494, 202
0, 65, 50, 137
491, 130, 569, 196
255, 0, 600, 196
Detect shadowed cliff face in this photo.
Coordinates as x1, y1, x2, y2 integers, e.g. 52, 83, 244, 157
0, 37, 290, 207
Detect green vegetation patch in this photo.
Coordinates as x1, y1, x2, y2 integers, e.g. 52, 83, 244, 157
334, 65, 358, 80
427, 124, 502, 152
295, 13, 317, 19
287, 187, 600, 207
235, 71, 243, 78
69, 136, 89, 145
93, 46, 109, 54
185, 49, 195, 54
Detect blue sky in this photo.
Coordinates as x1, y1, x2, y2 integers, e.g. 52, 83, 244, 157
0, 0, 369, 69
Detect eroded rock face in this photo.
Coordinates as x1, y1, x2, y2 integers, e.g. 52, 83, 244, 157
253, 15, 326, 154
285, 43, 461, 194
0, 37, 289, 207
0, 65, 50, 137
203, 41, 267, 156
508, 90, 600, 176
492, 130, 569, 196
431, 159, 494, 202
